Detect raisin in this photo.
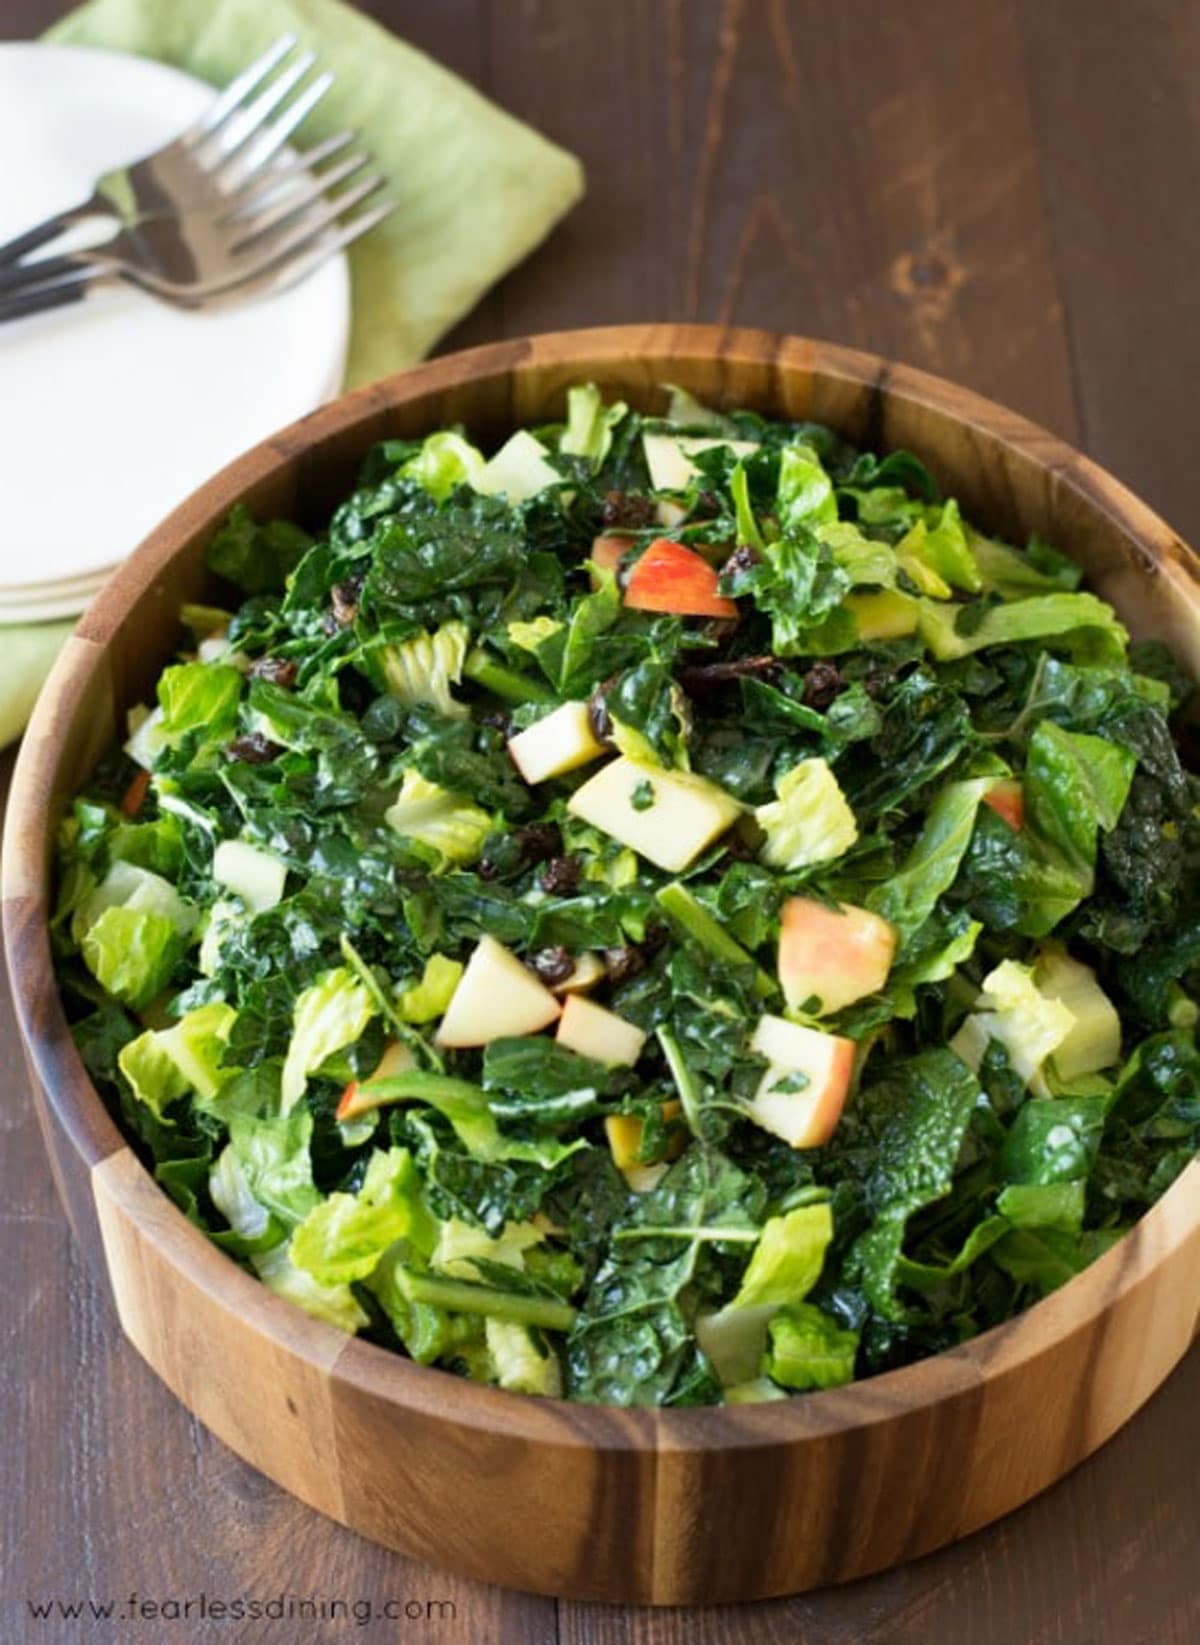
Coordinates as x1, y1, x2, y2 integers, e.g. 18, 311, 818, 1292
588, 672, 622, 744
330, 572, 365, 628
718, 830, 759, 864
720, 544, 760, 581
539, 855, 583, 895
601, 490, 656, 529
226, 733, 284, 765
248, 656, 298, 689
603, 945, 646, 986
802, 660, 844, 710
514, 821, 563, 866
528, 946, 574, 987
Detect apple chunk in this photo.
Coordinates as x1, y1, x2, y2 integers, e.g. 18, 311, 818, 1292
778, 897, 897, 1015
642, 432, 759, 491
982, 777, 1025, 831
507, 701, 606, 784
336, 1040, 416, 1122
556, 994, 647, 1066
590, 533, 634, 585
551, 952, 607, 996
605, 1100, 684, 1172
623, 539, 738, 619
567, 756, 742, 873
746, 1014, 854, 1148
435, 935, 561, 1047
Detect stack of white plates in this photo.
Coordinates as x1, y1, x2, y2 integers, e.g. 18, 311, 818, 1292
0, 43, 352, 626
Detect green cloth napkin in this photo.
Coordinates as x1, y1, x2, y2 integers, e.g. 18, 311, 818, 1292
3, 0, 585, 749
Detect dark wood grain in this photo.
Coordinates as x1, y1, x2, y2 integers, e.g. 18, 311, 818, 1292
3, 2, 1200, 1641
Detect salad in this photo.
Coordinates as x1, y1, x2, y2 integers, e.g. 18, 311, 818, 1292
53, 384, 1200, 1407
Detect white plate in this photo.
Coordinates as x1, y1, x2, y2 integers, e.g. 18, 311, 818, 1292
0, 44, 350, 593
0, 587, 102, 623
0, 568, 112, 600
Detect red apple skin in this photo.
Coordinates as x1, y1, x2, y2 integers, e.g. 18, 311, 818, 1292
778, 897, 897, 1015
983, 779, 1025, 831
336, 1041, 413, 1121
622, 539, 738, 619
121, 768, 151, 818
793, 1042, 854, 1145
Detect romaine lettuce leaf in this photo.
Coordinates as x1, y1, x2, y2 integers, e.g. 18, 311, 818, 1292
384, 770, 491, 866
764, 1302, 859, 1390
400, 431, 485, 501
290, 1146, 437, 1285
281, 967, 377, 1113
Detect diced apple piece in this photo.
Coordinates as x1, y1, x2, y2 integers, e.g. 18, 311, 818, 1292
212, 839, 288, 913
623, 538, 738, 619
746, 1014, 854, 1148
983, 778, 1025, 831
625, 1162, 670, 1194
470, 430, 561, 502
656, 499, 688, 531
590, 533, 634, 584
336, 1039, 417, 1121
557, 994, 647, 1066
121, 768, 151, 819
507, 701, 606, 784
551, 952, 607, 996
642, 431, 759, 491
1035, 944, 1121, 1081
435, 935, 562, 1048
567, 756, 742, 873
605, 1100, 684, 1172
778, 897, 897, 1016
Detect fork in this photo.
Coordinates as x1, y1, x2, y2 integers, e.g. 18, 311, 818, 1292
0, 35, 391, 323
2, 35, 336, 263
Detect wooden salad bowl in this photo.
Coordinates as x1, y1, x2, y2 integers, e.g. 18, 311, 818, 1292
4, 326, 1199, 1605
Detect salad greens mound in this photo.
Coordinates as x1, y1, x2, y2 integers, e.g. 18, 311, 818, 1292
53, 383, 1200, 1406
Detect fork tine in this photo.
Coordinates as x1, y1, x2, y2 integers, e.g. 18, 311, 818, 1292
222, 149, 370, 229
219, 129, 359, 216
182, 33, 297, 144
230, 173, 385, 263
200, 50, 317, 165
223, 71, 335, 187
261, 200, 396, 294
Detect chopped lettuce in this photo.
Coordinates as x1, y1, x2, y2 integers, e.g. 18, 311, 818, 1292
378, 620, 471, 719
384, 770, 491, 865
754, 757, 858, 870
696, 1203, 833, 1385
401, 430, 485, 501
252, 1240, 370, 1332
281, 967, 377, 1113
291, 1146, 437, 1285
951, 959, 1076, 1089
74, 861, 197, 1009
395, 953, 465, 1023
560, 382, 629, 466
119, 1002, 237, 1116
764, 1303, 859, 1391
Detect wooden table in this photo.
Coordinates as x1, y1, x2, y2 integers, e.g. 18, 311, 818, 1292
4, 3, 1199, 1641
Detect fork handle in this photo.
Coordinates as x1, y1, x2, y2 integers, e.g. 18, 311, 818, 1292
0, 253, 86, 295
0, 267, 95, 326
0, 195, 113, 266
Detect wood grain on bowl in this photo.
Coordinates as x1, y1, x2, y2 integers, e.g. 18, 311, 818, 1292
4, 326, 1199, 1605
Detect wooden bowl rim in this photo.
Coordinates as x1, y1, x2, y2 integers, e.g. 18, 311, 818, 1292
5, 323, 1198, 1453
